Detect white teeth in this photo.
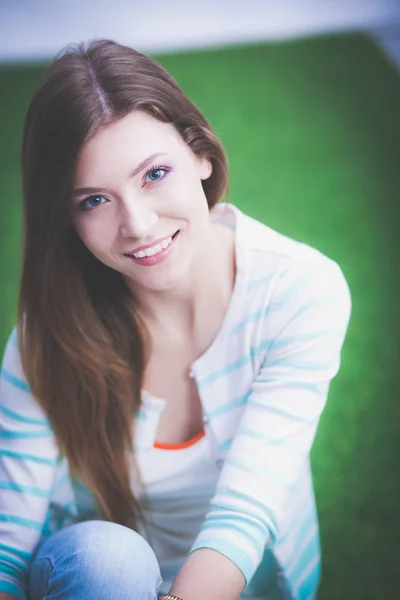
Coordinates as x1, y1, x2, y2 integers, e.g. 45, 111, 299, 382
131, 235, 173, 258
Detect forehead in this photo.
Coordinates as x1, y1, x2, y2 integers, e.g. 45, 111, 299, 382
75, 110, 186, 177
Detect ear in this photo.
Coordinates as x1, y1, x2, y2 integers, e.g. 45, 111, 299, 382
198, 156, 212, 180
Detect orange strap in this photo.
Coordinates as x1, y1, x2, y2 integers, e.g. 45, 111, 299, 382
154, 428, 205, 450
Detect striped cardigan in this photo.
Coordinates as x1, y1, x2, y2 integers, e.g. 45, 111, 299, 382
0, 202, 351, 599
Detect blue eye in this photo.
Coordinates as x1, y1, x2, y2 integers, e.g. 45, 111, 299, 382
79, 195, 106, 211
144, 167, 169, 185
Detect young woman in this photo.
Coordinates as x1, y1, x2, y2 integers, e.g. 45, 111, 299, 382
0, 40, 351, 600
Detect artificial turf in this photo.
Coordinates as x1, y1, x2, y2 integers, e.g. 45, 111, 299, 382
0, 32, 399, 599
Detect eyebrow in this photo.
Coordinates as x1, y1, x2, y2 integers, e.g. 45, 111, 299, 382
72, 152, 169, 197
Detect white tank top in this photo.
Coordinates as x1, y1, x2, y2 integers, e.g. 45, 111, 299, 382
135, 424, 220, 593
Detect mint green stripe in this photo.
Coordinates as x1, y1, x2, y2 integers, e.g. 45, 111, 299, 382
254, 378, 328, 395
230, 330, 342, 365
233, 265, 325, 333
250, 397, 319, 423
235, 267, 289, 329
277, 501, 316, 547
231, 308, 272, 334
0, 369, 30, 393
219, 437, 233, 452
64, 500, 76, 512
197, 335, 334, 389
286, 292, 349, 325
268, 329, 343, 351
41, 519, 52, 539
0, 404, 50, 426
201, 518, 265, 553
0, 448, 57, 466
296, 558, 320, 598
236, 425, 305, 454
10, 328, 19, 348
0, 513, 43, 532
246, 272, 277, 292
215, 486, 276, 532
0, 562, 21, 580
0, 543, 32, 562
225, 455, 293, 487
137, 408, 146, 421
234, 289, 349, 334
0, 429, 53, 439
190, 537, 256, 584
52, 474, 70, 495
207, 383, 323, 424
0, 560, 27, 581
197, 346, 265, 388
0, 580, 25, 599
71, 478, 94, 499
0, 481, 50, 498
221, 427, 306, 456
207, 391, 250, 419
290, 537, 320, 589
263, 357, 334, 370
0, 552, 28, 573
198, 356, 251, 388
238, 424, 277, 440
273, 263, 326, 307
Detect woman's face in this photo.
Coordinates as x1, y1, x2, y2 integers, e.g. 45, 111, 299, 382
71, 110, 213, 293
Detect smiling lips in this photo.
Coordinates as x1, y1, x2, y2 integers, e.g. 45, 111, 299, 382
124, 230, 180, 265
127, 236, 173, 258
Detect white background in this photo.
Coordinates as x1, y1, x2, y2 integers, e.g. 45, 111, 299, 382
0, 0, 400, 65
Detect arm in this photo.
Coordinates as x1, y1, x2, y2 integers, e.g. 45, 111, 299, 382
170, 257, 352, 599
0, 328, 58, 600
169, 548, 245, 600
0, 594, 20, 600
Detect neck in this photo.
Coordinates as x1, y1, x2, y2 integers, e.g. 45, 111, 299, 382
132, 222, 236, 340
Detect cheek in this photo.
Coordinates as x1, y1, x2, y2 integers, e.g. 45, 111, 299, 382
75, 218, 114, 256
167, 174, 206, 208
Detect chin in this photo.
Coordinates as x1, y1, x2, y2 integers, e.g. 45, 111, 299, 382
124, 266, 189, 294
145, 273, 188, 293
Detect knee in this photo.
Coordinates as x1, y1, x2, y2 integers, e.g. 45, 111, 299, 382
36, 520, 161, 590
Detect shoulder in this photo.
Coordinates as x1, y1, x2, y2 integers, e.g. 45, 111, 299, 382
0, 324, 51, 422
1, 325, 30, 402
235, 206, 327, 263
1, 326, 23, 381
231, 204, 349, 299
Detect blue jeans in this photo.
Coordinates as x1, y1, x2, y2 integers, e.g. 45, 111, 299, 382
28, 520, 162, 600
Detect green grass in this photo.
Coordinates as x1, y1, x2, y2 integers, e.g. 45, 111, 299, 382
1, 32, 399, 599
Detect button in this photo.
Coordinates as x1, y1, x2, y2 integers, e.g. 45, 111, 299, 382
216, 459, 224, 468
202, 413, 209, 424
189, 369, 195, 379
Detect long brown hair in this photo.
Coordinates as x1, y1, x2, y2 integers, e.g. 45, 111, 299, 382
18, 39, 229, 529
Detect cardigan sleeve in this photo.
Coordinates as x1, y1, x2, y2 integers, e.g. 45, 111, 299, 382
189, 255, 352, 584
0, 328, 59, 600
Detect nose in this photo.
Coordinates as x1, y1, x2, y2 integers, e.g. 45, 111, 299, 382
119, 199, 159, 239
